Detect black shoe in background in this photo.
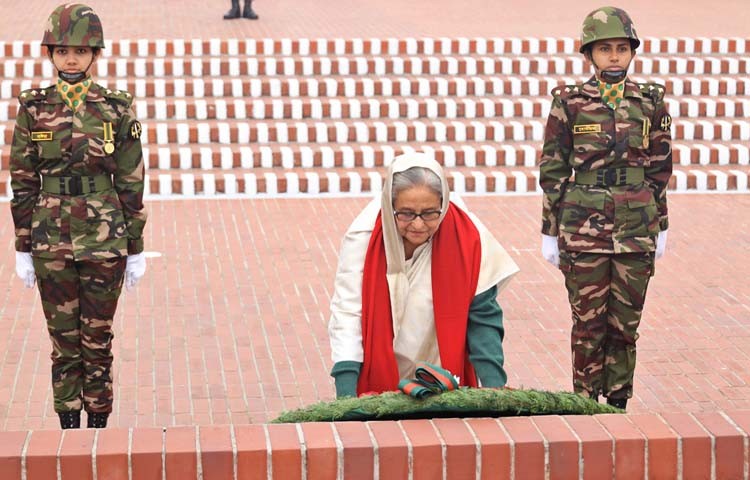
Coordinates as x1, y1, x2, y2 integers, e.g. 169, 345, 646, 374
243, 1, 259, 19
223, 1, 241, 19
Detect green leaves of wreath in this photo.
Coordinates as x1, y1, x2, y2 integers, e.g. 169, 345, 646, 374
273, 389, 623, 423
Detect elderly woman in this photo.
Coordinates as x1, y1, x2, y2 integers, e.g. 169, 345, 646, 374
328, 153, 519, 397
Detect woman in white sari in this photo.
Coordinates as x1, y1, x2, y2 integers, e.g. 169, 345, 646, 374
328, 152, 519, 397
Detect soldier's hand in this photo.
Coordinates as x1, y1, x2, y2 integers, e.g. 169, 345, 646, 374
15, 251, 36, 288
125, 253, 147, 290
656, 230, 668, 260
541, 234, 560, 267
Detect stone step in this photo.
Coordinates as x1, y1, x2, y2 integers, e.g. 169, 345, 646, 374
3, 117, 748, 146
3, 95, 749, 122
2, 165, 747, 198
3, 54, 748, 79
4, 74, 746, 99
2, 36, 747, 58
2, 141, 747, 172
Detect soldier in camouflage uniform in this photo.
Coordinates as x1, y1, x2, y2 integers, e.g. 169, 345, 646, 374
10, 4, 148, 429
538, 7, 672, 410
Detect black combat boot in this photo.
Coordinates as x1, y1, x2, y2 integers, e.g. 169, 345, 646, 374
243, 0, 259, 19
607, 397, 628, 410
223, 0, 241, 19
87, 412, 110, 429
58, 411, 81, 429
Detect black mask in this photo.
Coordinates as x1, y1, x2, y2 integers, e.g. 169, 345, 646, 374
58, 70, 88, 84
599, 69, 628, 84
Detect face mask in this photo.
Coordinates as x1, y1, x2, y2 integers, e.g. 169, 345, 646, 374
58, 70, 88, 84
599, 69, 628, 83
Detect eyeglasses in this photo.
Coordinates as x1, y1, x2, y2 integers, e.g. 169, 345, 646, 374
393, 210, 442, 222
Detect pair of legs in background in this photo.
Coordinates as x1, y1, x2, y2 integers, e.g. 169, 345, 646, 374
33, 257, 126, 429
560, 251, 654, 410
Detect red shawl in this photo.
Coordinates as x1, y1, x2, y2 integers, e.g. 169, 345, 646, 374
357, 202, 482, 394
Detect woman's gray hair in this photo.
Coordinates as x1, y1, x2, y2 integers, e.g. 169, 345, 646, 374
391, 167, 443, 204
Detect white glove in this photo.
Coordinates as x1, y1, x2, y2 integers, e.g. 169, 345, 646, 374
125, 253, 147, 290
655, 230, 668, 260
541, 234, 560, 267
15, 251, 36, 288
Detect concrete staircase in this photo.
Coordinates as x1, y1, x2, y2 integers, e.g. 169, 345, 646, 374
1, 36, 748, 198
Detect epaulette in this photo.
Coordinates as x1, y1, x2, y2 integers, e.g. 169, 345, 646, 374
18, 86, 53, 105
102, 88, 134, 107
639, 82, 666, 103
551, 84, 580, 101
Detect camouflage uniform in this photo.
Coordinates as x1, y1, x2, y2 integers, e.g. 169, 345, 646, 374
538, 7, 672, 402
9, 4, 146, 416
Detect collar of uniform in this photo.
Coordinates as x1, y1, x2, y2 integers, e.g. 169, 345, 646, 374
581, 77, 603, 98
623, 80, 643, 100
83, 81, 107, 102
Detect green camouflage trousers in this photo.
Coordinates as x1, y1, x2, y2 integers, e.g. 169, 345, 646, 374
559, 251, 654, 400
33, 257, 126, 413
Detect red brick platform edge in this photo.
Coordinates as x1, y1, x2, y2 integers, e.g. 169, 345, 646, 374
1, 412, 748, 479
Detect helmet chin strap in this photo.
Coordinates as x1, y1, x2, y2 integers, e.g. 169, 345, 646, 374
590, 55, 631, 83
598, 69, 628, 83
57, 54, 96, 84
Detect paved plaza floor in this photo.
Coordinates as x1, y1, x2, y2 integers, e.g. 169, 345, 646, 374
1, 193, 748, 429
0, 0, 748, 430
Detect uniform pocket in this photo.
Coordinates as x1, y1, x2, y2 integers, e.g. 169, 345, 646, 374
572, 131, 611, 164
619, 188, 659, 237
627, 118, 650, 157
559, 251, 581, 308
39, 139, 62, 159
31, 195, 62, 246
86, 194, 127, 242
558, 187, 607, 234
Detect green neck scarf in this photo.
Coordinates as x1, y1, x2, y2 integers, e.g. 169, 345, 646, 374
598, 79, 625, 110
56, 77, 92, 111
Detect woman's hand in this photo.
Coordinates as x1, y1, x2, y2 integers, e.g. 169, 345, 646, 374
15, 252, 35, 288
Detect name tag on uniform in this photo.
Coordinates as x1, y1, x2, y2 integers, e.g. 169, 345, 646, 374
573, 124, 601, 134
31, 131, 53, 141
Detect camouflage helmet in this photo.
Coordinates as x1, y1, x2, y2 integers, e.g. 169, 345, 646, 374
41, 3, 105, 48
579, 6, 639, 53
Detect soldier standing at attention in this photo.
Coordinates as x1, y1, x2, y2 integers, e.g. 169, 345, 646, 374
10, 4, 148, 429
538, 6, 672, 410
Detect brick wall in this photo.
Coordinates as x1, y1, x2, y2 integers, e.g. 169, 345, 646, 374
1, 412, 748, 479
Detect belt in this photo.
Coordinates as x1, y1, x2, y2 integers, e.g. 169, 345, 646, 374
41, 175, 113, 195
574, 167, 644, 187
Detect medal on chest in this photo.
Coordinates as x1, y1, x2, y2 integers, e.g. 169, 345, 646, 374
102, 122, 115, 154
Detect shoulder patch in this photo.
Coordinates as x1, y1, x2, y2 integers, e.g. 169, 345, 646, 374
103, 88, 134, 107
18, 86, 52, 105
128, 120, 142, 140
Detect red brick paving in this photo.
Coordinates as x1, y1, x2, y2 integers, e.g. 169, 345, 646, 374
1, 193, 748, 429
2, 0, 749, 41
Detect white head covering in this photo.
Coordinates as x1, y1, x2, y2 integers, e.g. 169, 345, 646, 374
380, 152, 449, 324
328, 152, 520, 370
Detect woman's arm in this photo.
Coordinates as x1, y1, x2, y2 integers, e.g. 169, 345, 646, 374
467, 285, 507, 387
9, 102, 41, 252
